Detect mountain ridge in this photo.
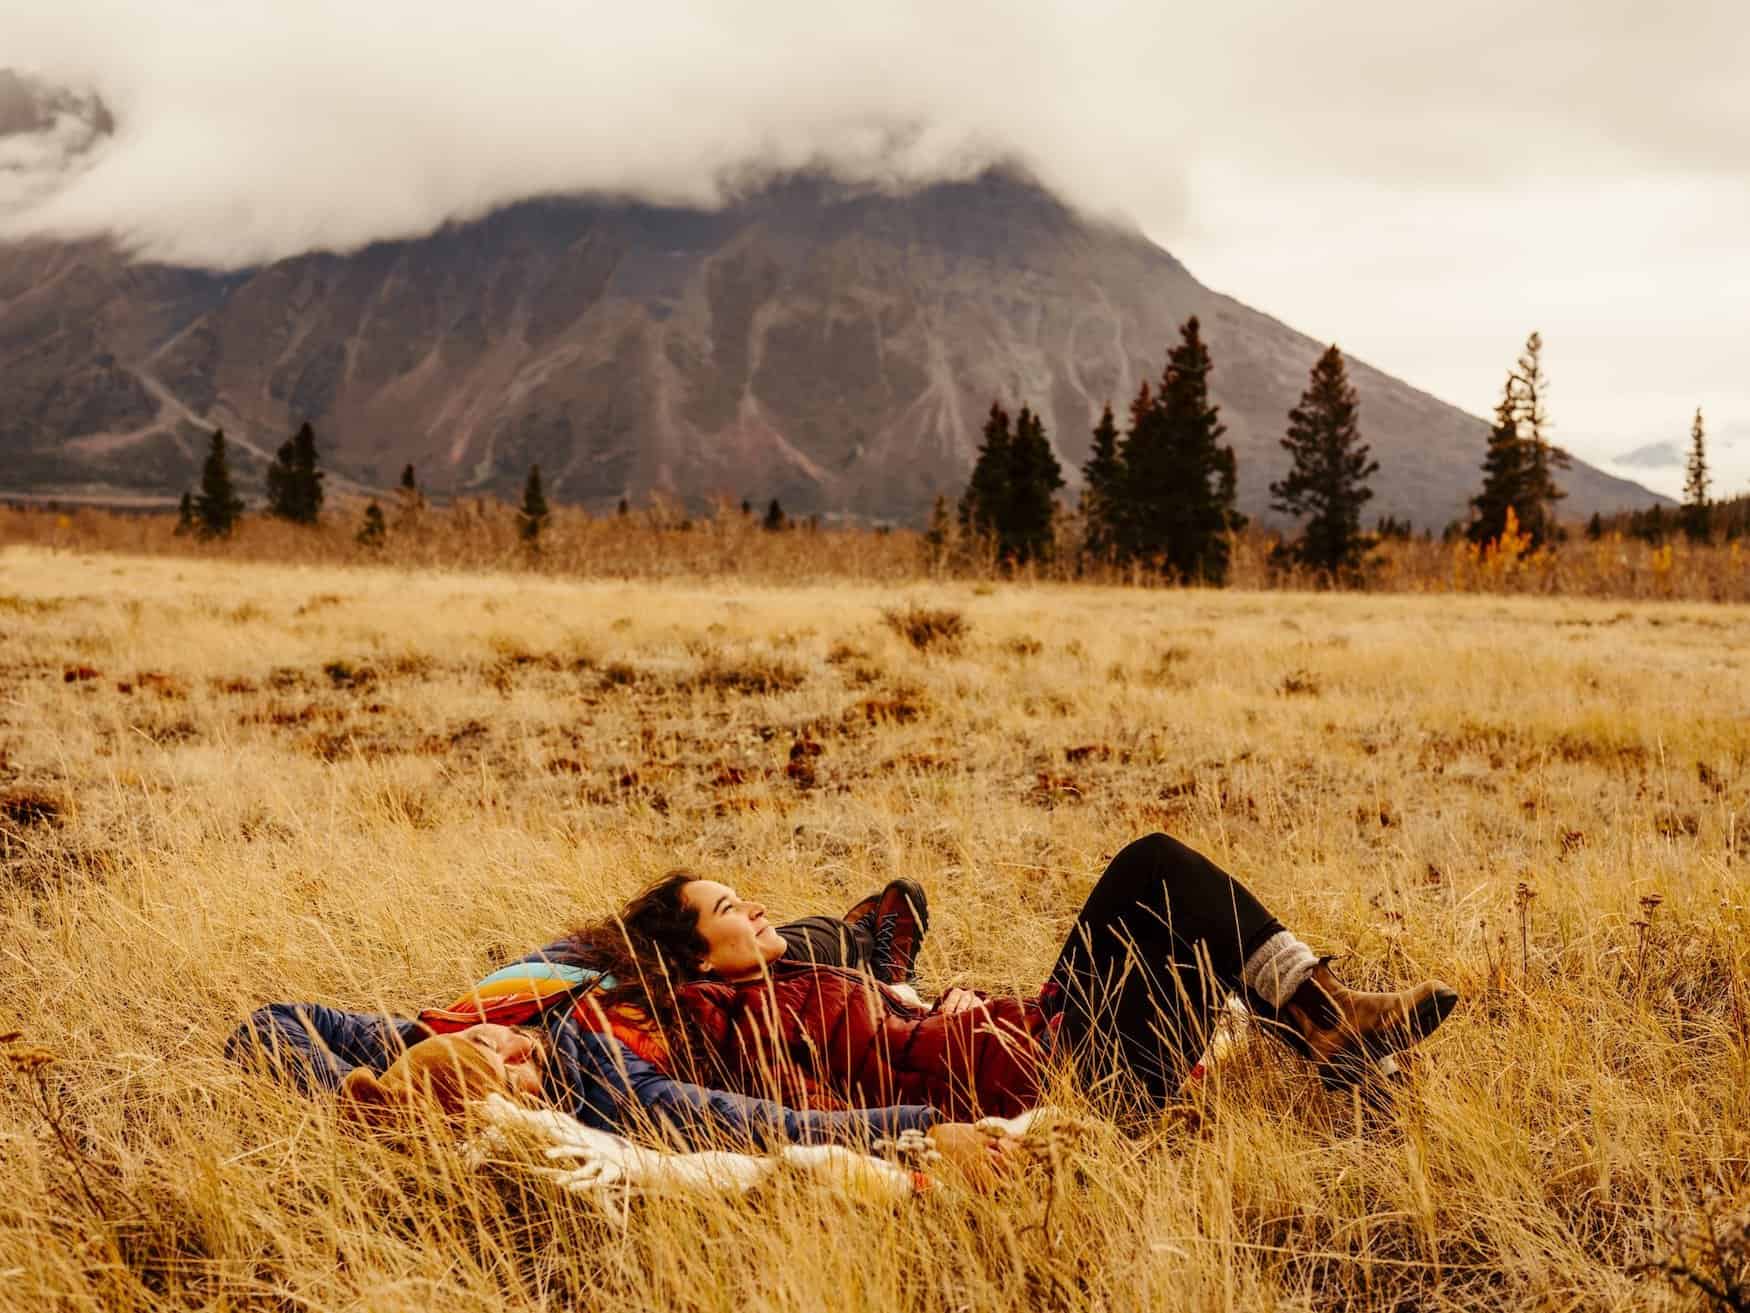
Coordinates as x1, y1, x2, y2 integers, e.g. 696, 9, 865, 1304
0, 168, 1668, 527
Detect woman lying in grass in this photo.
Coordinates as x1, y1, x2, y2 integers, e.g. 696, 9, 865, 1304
231, 833, 1457, 1177
566, 832, 1459, 1126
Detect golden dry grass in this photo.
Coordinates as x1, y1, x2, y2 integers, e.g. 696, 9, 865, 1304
2, 544, 1748, 1311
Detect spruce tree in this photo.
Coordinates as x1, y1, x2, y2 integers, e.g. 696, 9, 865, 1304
1081, 403, 1123, 561
1112, 381, 1155, 561
1270, 345, 1378, 581
1512, 332, 1568, 545
1121, 380, 1171, 564
923, 493, 952, 567
1123, 317, 1238, 583
763, 498, 786, 531
357, 500, 387, 548
1682, 406, 1711, 542
1469, 377, 1528, 545
518, 465, 550, 545
1585, 511, 1604, 541
393, 462, 422, 525
264, 439, 298, 520
290, 422, 324, 523
959, 403, 1013, 545
265, 422, 325, 523
1217, 444, 1245, 535
173, 491, 195, 536
193, 430, 244, 540
395, 462, 422, 515
1642, 505, 1667, 543
1004, 405, 1064, 564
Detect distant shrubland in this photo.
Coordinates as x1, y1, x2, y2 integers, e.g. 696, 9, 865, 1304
4, 495, 1746, 602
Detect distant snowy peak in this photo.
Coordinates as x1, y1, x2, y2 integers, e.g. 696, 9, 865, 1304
1613, 440, 1683, 470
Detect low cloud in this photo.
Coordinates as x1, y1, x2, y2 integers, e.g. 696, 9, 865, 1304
0, 71, 107, 217
0, 0, 1743, 269
0, 2, 1179, 267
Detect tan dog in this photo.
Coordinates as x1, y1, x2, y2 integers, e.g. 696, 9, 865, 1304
338, 1034, 510, 1129
334, 1032, 919, 1209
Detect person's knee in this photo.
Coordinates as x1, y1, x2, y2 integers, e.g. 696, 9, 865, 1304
224, 1006, 286, 1067
1120, 832, 1183, 869
1106, 832, 1204, 901
226, 1003, 326, 1077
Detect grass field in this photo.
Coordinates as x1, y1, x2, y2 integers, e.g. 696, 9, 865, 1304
2, 545, 1748, 1310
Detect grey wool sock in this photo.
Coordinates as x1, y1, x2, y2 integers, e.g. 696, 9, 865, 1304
1242, 931, 1319, 1009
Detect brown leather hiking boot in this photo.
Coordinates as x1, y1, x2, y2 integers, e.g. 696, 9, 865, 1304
841, 878, 929, 985
1274, 960, 1459, 1087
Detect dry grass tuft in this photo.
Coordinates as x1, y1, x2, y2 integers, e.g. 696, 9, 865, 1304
1, 787, 64, 829
689, 651, 810, 696
1637, 1193, 1750, 1311
882, 603, 969, 651
847, 690, 929, 726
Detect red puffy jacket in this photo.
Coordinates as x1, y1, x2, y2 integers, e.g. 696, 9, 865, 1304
673, 961, 1051, 1121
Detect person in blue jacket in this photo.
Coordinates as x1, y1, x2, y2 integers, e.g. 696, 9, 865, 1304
225, 998, 944, 1151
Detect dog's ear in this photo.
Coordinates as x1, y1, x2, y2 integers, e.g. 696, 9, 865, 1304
338, 1066, 404, 1130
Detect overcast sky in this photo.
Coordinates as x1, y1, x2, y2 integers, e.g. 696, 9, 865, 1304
3, 0, 1745, 497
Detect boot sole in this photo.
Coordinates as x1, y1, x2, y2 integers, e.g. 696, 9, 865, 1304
1317, 987, 1459, 1089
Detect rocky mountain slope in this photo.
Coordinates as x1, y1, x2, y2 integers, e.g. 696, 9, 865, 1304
0, 168, 1664, 527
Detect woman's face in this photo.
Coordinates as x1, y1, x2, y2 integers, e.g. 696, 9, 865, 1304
684, 879, 785, 980
458, 1023, 545, 1096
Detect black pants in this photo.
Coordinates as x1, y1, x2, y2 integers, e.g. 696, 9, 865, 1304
1044, 833, 1284, 1108
776, 916, 874, 970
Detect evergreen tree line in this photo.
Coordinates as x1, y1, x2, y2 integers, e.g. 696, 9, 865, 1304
172, 419, 558, 548
1467, 337, 1721, 549
177, 425, 326, 540
739, 497, 797, 532
955, 315, 1378, 583
170, 423, 805, 552
1594, 404, 1722, 545
955, 323, 1733, 583
1084, 316, 1248, 583
1587, 438, 1743, 545
166, 333, 1725, 572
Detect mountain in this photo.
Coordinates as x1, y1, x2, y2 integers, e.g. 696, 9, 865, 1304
0, 168, 1668, 528
1613, 440, 1682, 470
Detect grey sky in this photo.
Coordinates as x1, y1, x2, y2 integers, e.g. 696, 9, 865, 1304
3, 0, 1746, 497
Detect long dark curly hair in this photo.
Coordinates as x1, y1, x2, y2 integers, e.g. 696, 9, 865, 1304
565, 870, 711, 1038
